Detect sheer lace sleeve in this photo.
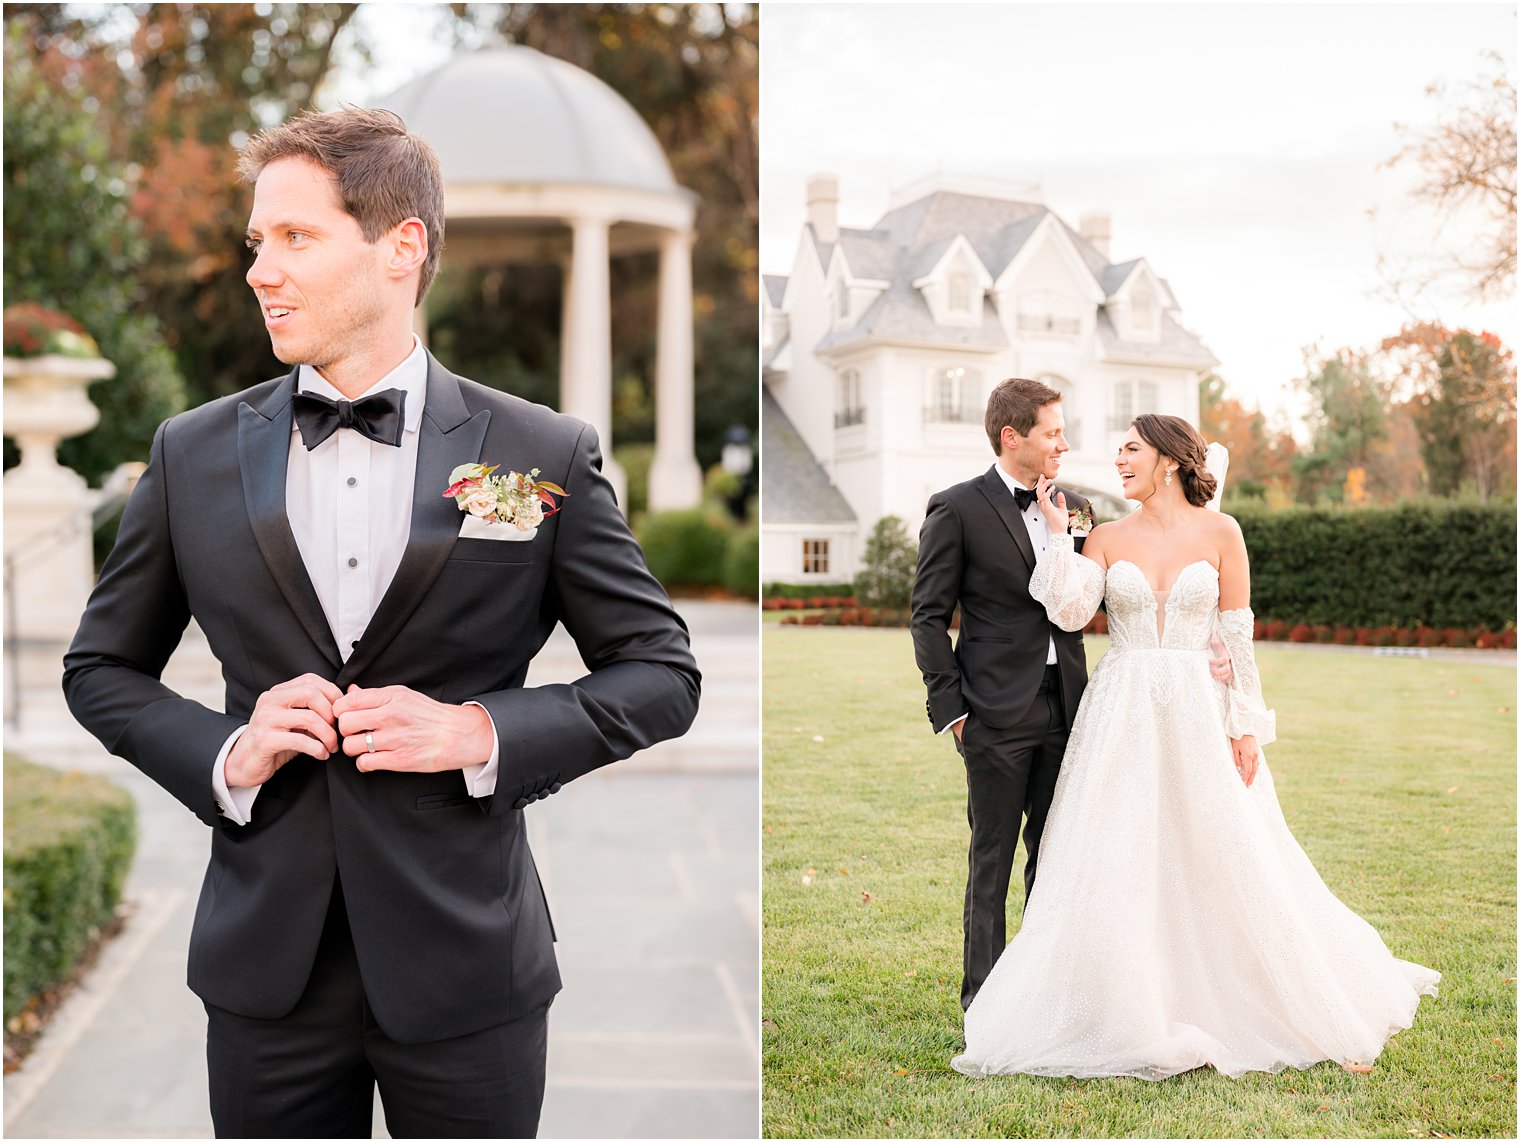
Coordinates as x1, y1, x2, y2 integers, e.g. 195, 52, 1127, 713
1216, 608, 1276, 745
1029, 533, 1105, 632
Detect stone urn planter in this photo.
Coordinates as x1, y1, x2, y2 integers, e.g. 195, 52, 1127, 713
2, 304, 116, 654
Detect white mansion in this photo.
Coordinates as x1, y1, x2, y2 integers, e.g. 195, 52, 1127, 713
761, 173, 1218, 585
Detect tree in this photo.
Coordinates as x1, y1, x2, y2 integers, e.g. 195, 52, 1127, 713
854, 515, 916, 610
3, 21, 186, 485
1385, 51, 1516, 302
1197, 374, 1298, 504
1291, 348, 1398, 504
1380, 322, 1516, 499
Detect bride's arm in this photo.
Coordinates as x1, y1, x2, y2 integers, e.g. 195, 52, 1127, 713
1213, 517, 1276, 784
1029, 479, 1106, 631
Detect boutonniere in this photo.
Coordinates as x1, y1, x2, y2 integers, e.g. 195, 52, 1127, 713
443, 463, 566, 532
1067, 504, 1095, 535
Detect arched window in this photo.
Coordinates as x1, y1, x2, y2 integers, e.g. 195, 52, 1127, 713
835, 368, 864, 428
1109, 378, 1159, 431
1039, 374, 1080, 451
925, 366, 982, 424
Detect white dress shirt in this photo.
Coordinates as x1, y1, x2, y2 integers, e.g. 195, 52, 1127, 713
940, 467, 1060, 737
212, 338, 500, 823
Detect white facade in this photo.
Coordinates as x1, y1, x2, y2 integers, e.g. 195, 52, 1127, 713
762, 174, 1217, 585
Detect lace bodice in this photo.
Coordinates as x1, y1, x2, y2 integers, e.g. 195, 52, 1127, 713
1028, 534, 1276, 744
1105, 561, 1217, 650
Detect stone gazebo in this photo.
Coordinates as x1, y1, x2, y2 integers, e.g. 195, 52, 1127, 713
378, 46, 703, 511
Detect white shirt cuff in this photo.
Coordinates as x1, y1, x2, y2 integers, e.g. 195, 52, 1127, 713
937, 713, 968, 736
459, 701, 500, 797
212, 726, 261, 825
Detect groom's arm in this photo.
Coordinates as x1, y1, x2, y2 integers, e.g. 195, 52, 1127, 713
63, 420, 248, 827
458, 422, 700, 813
910, 491, 968, 735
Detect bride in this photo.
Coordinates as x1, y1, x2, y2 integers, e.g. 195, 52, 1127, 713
951, 413, 1439, 1080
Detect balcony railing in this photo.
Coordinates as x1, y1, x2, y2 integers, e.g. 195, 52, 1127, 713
1017, 313, 1080, 335
834, 408, 865, 428
924, 406, 979, 424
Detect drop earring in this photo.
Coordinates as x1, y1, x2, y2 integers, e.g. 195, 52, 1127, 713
1165, 469, 1174, 486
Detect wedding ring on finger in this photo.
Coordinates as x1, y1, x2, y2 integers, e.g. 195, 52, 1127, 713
365, 731, 375, 754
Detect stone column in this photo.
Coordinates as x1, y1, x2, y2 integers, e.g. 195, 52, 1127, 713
560, 215, 625, 510
3, 353, 114, 675
648, 229, 703, 511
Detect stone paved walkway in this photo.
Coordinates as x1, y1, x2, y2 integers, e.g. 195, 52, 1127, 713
4, 600, 758, 1139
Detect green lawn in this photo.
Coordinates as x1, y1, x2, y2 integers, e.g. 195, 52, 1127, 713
762, 628, 1516, 1138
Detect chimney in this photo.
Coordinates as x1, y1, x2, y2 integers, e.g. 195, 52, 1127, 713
1079, 210, 1111, 260
807, 174, 839, 244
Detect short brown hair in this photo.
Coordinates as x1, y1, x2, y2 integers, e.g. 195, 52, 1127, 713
985, 377, 1061, 454
238, 107, 445, 304
1131, 413, 1218, 507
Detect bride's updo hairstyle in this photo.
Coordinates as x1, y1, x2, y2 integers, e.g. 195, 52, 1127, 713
1131, 414, 1218, 508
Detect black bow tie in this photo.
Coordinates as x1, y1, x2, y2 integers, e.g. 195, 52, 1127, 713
292, 388, 406, 451
1013, 486, 1039, 511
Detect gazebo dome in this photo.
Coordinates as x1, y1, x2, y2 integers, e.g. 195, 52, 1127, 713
377, 45, 679, 193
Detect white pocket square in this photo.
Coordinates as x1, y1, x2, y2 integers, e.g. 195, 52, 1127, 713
458, 514, 538, 541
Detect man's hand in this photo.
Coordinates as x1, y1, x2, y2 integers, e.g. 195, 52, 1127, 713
952, 718, 965, 743
225, 673, 343, 788
1232, 734, 1259, 787
1208, 633, 1234, 685
334, 685, 494, 773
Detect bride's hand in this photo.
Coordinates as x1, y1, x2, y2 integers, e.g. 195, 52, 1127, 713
1034, 476, 1068, 534
1232, 736, 1259, 787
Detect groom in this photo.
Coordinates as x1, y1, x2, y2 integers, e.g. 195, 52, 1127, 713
910, 378, 1091, 1011
63, 108, 700, 1137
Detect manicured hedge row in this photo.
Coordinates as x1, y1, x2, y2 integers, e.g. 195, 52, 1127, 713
4, 755, 137, 1023
1235, 502, 1516, 630
763, 581, 856, 599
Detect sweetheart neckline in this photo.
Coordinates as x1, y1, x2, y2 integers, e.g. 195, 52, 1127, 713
1107, 559, 1218, 598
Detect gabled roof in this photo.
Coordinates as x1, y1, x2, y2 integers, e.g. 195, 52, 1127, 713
761, 387, 857, 523
1095, 309, 1220, 367
800, 186, 1214, 362
816, 276, 1008, 353
763, 274, 788, 307
834, 229, 898, 282
1099, 258, 1143, 296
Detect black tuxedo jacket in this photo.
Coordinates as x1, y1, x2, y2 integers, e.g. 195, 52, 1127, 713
910, 466, 1091, 735
63, 356, 701, 1044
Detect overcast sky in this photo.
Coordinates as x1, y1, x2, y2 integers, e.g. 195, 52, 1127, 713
759, 3, 1516, 423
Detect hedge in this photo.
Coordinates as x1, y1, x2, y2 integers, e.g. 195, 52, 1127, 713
1236, 501, 1516, 630
4, 754, 137, 1023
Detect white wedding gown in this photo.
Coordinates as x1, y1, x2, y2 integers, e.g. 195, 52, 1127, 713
952, 535, 1439, 1080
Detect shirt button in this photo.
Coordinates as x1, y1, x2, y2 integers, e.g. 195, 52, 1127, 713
347, 557, 358, 568
346, 476, 357, 487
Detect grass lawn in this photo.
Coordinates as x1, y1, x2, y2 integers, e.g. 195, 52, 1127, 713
762, 628, 1516, 1138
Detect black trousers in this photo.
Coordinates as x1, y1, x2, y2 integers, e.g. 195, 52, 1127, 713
205, 879, 549, 1139
955, 664, 1067, 1011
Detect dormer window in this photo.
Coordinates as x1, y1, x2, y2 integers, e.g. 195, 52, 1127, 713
835, 283, 849, 322
1131, 281, 1156, 335
948, 270, 974, 316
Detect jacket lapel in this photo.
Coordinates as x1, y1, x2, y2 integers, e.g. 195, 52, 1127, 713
338, 360, 489, 686
979, 466, 1038, 575
238, 377, 343, 670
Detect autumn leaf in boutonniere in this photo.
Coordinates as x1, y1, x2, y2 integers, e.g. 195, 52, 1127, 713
1067, 504, 1095, 535
443, 463, 566, 532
